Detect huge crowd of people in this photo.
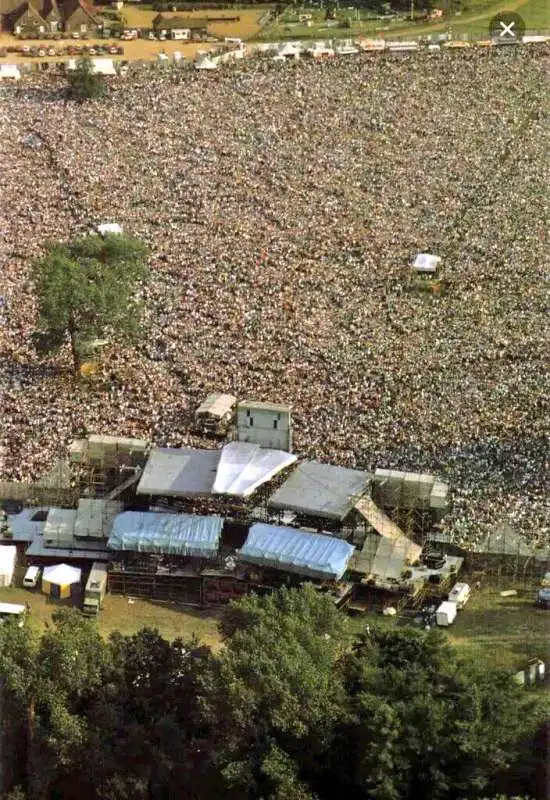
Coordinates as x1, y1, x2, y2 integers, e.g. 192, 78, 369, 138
0, 46, 548, 552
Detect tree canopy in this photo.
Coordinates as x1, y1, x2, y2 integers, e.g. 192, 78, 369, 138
31, 233, 149, 372
67, 57, 108, 102
0, 588, 543, 800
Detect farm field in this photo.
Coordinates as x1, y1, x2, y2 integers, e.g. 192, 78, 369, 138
260, 0, 548, 41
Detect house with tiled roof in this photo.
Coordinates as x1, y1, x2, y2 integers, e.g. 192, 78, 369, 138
1, 0, 100, 34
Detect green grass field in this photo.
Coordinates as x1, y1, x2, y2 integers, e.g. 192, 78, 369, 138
260, 0, 548, 41
3, 576, 548, 674
0, 586, 222, 649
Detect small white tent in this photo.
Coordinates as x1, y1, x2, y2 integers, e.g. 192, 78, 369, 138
42, 563, 82, 599
412, 253, 441, 274
0, 546, 17, 588
97, 223, 123, 236
0, 64, 21, 81
195, 53, 219, 70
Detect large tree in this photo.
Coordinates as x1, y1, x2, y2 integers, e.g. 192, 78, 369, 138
32, 233, 149, 373
200, 585, 351, 799
67, 56, 108, 102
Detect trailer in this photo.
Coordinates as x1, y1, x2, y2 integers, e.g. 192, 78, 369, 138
436, 600, 457, 626
448, 582, 470, 609
82, 562, 108, 617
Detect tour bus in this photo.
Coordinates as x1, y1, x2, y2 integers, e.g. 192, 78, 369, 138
0, 603, 27, 627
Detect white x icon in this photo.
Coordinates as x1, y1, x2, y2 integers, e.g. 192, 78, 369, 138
499, 20, 516, 37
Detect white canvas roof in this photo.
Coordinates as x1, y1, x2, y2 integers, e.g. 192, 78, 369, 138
195, 54, 219, 70
0, 64, 21, 80
97, 223, 123, 236
213, 442, 297, 497
412, 253, 441, 273
43, 563, 82, 586
0, 546, 16, 579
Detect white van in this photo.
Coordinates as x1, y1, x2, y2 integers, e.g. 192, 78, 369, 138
448, 582, 470, 609
23, 565, 41, 589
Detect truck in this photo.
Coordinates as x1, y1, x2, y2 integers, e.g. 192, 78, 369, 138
194, 393, 237, 436
82, 563, 108, 617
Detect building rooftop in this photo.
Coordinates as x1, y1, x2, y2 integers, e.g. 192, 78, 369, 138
237, 400, 292, 413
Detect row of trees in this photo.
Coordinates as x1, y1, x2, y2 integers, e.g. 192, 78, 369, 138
0, 586, 545, 800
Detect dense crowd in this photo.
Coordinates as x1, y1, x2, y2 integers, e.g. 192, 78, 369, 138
0, 47, 548, 551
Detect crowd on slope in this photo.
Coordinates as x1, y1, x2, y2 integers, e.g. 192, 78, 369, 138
0, 46, 548, 551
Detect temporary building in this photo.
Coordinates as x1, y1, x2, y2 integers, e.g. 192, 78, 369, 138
237, 523, 355, 580
108, 511, 223, 556
0, 64, 21, 80
436, 601, 457, 627
412, 253, 441, 273
97, 223, 123, 236
0, 546, 17, 588
42, 563, 82, 600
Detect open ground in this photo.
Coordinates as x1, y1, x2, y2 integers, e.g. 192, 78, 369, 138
0, 579, 547, 673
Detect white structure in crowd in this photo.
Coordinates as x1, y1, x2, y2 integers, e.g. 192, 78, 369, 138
97, 223, 123, 236
0, 546, 17, 587
0, 64, 21, 80
236, 401, 293, 452
412, 253, 441, 274
67, 58, 117, 76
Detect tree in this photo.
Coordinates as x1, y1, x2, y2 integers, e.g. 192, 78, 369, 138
67, 57, 108, 102
200, 585, 350, 799
325, 626, 536, 800
32, 233, 149, 373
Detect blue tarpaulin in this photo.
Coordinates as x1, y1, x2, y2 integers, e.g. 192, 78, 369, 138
108, 511, 223, 557
237, 523, 355, 580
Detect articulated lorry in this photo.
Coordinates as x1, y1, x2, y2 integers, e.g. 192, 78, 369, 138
82, 562, 108, 617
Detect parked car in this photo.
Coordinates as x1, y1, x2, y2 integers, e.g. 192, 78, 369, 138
47, 46, 56, 56
420, 551, 446, 570
71, 31, 80, 39
37, 48, 46, 57
0, 48, 6, 57
536, 589, 550, 609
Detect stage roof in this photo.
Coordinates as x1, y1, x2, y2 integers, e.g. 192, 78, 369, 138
268, 461, 371, 521
137, 448, 220, 498
213, 442, 296, 498
108, 511, 223, 556
237, 523, 355, 580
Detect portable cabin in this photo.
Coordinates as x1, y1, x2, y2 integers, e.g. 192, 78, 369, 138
0, 603, 26, 627
436, 600, 457, 626
448, 582, 470, 609
236, 401, 293, 452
